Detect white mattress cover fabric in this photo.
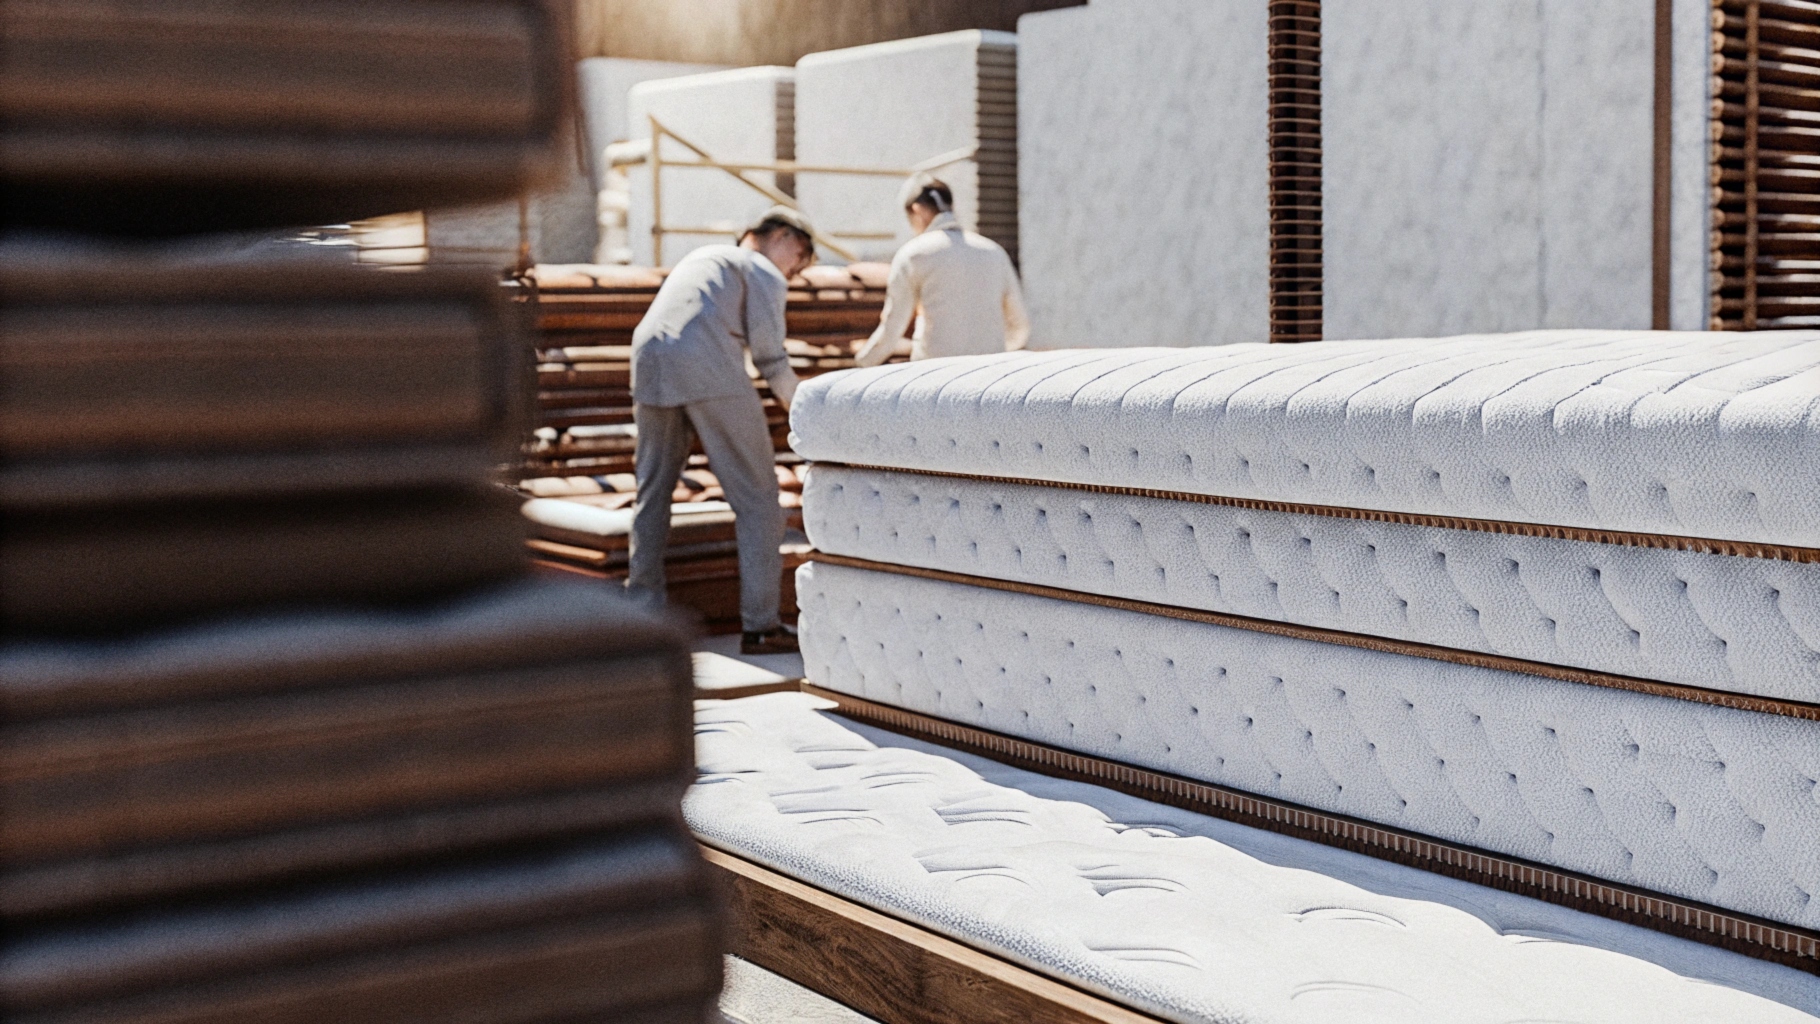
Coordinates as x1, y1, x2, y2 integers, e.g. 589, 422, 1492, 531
787, 331, 1820, 547
795, 561, 1820, 930
689, 693, 1820, 1023
802, 465, 1820, 702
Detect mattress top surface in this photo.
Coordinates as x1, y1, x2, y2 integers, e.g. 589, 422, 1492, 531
689, 693, 1818, 1024
787, 330, 1820, 548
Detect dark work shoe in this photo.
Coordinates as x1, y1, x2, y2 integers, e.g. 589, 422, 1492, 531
741, 626, 799, 655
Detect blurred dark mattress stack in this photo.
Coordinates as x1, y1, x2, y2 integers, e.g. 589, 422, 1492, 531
0, 4, 721, 1023
517, 260, 903, 629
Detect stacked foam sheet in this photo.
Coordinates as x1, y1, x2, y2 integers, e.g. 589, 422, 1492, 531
3, 14, 722, 1018
795, 31, 1018, 264
786, 332, 1820, 965
0, 251, 722, 1024
625, 67, 795, 267
0, 0, 574, 237
5, 583, 717, 1024
0, 257, 530, 631
690, 692, 1819, 1022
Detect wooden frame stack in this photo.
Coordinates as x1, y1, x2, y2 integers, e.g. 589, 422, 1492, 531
1709, 0, 1820, 329
2, 4, 724, 1021
1267, 0, 1322, 343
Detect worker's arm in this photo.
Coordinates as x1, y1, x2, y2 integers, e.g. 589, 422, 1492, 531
745, 263, 799, 406
853, 252, 917, 367
1002, 255, 1030, 352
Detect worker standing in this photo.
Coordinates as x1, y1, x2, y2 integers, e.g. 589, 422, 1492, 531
852, 174, 1029, 366
627, 206, 814, 654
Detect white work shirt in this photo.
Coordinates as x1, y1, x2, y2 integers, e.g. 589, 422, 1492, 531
853, 212, 1029, 366
630, 245, 798, 407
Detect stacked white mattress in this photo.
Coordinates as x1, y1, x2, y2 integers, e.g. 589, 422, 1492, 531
786, 332, 1820, 944
690, 693, 1818, 1022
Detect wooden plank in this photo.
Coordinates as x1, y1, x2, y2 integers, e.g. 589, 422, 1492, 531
692, 679, 801, 701
701, 845, 1166, 1024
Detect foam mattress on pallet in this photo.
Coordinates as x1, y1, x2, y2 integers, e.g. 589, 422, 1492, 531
788, 331, 1820, 547
802, 464, 1820, 702
795, 561, 1820, 932
689, 693, 1819, 1024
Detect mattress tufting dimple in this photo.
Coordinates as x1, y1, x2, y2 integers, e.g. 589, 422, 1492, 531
786, 331, 1820, 548
794, 561, 1820, 930
689, 692, 1820, 1023
801, 464, 1820, 703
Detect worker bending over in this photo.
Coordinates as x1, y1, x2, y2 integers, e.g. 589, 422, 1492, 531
852, 173, 1029, 366
627, 206, 813, 654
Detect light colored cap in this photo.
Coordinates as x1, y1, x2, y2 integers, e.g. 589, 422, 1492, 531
898, 172, 952, 212
742, 205, 816, 241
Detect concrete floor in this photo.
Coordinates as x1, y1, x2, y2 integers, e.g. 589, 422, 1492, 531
717, 956, 877, 1024
692, 632, 805, 681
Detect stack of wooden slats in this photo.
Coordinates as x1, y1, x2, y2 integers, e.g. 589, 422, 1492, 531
1267, 0, 1323, 342
975, 37, 1021, 264
518, 260, 895, 628
1710, 0, 1820, 328
0, 4, 722, 1022
0, 0, 576, 236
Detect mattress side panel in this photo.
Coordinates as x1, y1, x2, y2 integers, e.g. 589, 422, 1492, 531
795, 560, 1820, 930
802, 465, 1820, 702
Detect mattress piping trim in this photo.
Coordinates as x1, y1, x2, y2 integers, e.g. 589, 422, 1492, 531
805, 553, 1820, 722
799, 682, 1820, 971
816, 463, 1820, 564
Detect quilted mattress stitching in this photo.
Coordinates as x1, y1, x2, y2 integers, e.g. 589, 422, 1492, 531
795, 560, 1820, 930
802, 465, 1820, 706
689, 693, 1820, 1021
788, 331, 1820, 548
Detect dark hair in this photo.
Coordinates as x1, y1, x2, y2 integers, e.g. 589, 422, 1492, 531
907, 180, 953, 214
747, 217, 813, 249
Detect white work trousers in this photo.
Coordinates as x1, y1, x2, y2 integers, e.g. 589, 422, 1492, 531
627, 392, 782, 632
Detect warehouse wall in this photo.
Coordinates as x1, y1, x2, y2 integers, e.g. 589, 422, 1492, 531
575, 0, 1080, 66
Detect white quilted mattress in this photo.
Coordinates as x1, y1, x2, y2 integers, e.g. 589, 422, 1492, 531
802, 464, 1820, 702
795, 561, 1820, 930
787, 331, 1820, 547
689, 693, 1820, 1024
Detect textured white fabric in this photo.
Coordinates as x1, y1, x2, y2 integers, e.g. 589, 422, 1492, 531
803, 465, 1820, 702
788, 332, 1820, 547
795, 562, 1820, 929
689, 693, 1820, 1024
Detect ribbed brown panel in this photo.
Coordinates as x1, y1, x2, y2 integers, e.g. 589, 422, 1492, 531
1268, 1, 1322, 343
1710, 0, 1820, 329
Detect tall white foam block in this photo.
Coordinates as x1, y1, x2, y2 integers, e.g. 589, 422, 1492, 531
794, 30, 1018, 264
1017, 0, 1269, 349
1323, 0, 1710, 339
627, 67, 794, 267
577, 57, 728, 187
1016, 0, 1712, 346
